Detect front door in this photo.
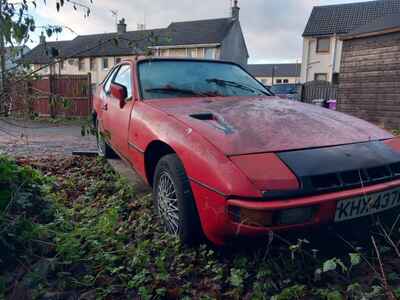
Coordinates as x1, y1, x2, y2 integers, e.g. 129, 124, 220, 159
102, 63, 134, 159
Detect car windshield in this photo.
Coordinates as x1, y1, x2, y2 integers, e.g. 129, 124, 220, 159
138, 60, 272, 100
270, 84, 297, 94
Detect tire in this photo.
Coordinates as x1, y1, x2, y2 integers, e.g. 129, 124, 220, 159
153, 154, 203, 244
96, 120, 116, 158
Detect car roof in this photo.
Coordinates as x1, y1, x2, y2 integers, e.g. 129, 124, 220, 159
128, 56, 242, 66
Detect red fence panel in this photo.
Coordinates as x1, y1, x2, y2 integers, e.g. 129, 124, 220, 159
14, 73, 92, 117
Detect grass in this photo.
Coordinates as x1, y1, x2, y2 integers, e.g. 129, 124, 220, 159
1, 156, 400, 299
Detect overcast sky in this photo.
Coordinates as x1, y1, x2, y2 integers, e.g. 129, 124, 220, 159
30, 0, 372, 64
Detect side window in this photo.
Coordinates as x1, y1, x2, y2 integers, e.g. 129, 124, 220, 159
103, 67, 119, 94
113, 64, 132, 99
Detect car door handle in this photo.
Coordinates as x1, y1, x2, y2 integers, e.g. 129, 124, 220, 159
102, 103, 108, 111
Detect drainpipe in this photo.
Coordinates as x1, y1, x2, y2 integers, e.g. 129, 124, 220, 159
305, 39, 312, 82
331, 34, 338, 82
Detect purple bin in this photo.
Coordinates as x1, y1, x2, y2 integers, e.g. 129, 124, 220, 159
327, 99, 337, 110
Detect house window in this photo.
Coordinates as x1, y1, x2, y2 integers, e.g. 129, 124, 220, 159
283, 79, 289, 84
315, 73, 328, 81
276, 79, 282, 84
197, 48, 205, 58
205, 48, 215, 59
102, 58, 109, 69
115, 57, 122, 64
160, 49, 169, 57
316, 37, 330, 53
187, 48, 197, 57
90, 58, 96, 71
78, 58, 85, 71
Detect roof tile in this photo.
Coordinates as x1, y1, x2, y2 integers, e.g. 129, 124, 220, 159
303, 0, 400, 37
246, 64, 301, 78
22, 18, 235, 64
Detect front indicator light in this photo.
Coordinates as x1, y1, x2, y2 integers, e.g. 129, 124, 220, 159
228, 206, 273, 227
276, 206, 316, 225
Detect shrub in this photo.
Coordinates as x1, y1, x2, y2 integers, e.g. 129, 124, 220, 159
0, 156, 53, 269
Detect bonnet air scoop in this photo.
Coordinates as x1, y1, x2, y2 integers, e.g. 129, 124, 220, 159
190, 112, 234, 134
190, 112, 214, 121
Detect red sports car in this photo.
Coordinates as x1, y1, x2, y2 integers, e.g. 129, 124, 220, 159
92, 58, 400, 245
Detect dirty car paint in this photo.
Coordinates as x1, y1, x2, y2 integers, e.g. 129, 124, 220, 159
93, 58, 399, 246
147, 97, 392, 155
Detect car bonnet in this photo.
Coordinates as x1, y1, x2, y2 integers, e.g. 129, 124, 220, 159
147, 96, 393, 156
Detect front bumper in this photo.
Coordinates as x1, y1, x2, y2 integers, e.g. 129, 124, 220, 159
190, 178, 400, 246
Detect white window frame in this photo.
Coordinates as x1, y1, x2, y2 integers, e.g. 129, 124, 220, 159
314, 73, 328, 81
90, 58, 96, 71
102, 57, 109, 70
316, 37, 330, 53
187, 48, 197, 58
78, 58, 85, 71
204, 48, 215, 59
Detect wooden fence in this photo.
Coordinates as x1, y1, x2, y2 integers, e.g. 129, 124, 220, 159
301, 80, 338, 104
32, 74, 92, 117
9, 73, 92, 117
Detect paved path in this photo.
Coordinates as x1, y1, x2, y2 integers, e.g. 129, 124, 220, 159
0, 118, 150, 192
0, 118, 97, 157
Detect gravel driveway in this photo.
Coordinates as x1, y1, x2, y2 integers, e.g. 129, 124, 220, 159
0, 118, 97, 157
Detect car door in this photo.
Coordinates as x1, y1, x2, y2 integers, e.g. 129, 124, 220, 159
103, 63, 134, 158
100, 66, 119, 135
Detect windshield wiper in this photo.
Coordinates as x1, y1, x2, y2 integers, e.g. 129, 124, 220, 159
206, 78, 270, 96
145, 87, 207, 97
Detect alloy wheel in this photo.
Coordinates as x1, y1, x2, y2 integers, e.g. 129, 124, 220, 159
157, 171, 180, 235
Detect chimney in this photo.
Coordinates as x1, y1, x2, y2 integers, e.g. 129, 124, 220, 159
117, 18, 127, 34
232, 0, 240, 20
40, 32, 46, 44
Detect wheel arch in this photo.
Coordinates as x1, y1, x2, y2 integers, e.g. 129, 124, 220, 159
144, 140, 178, 187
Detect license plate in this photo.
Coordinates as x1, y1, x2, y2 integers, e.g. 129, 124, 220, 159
334, 187, 400, 222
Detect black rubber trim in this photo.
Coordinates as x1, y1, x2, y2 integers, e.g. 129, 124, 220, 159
268, 141, 400, 200
278, 141, 400, 176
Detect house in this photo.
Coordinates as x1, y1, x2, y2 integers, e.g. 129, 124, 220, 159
300, 0, 400, 83
21, 1, 249, 85
246, 63, 301, 86
337, 12, 400, 129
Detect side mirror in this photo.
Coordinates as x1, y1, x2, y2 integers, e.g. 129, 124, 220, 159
110, 83, 127, 108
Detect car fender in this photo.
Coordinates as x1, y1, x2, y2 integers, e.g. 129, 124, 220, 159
129, 101, 261, 198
